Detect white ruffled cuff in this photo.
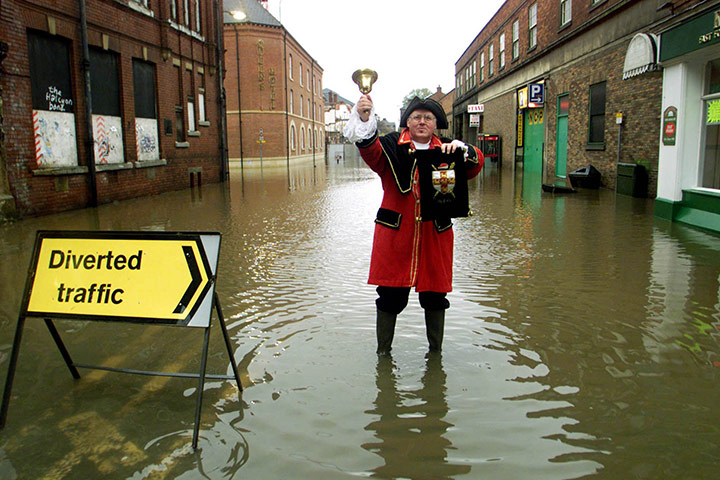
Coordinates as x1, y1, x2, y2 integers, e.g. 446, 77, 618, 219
343, 104, 377, 143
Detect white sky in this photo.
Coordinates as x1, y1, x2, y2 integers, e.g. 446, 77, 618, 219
266, 0, 505, 125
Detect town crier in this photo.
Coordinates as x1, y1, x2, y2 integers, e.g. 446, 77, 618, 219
344, 95, 484, 355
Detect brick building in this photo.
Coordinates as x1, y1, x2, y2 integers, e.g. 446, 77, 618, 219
0, 0, 226, 219
455, 0, 719, 233
223, 0, 324, 169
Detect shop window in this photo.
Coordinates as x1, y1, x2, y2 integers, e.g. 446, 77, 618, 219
528, 3, 537, 50
701, 59, 720, 189
587, 81, 606, 148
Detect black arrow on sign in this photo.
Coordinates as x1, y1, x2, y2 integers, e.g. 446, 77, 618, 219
174, 246, 202, 314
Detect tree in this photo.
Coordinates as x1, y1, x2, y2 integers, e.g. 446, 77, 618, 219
402, 88, 433, 108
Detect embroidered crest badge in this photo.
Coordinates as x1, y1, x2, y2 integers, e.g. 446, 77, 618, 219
432, 163, 456, 197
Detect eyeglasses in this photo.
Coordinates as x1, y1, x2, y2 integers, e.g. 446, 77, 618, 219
408, 113, 436, 123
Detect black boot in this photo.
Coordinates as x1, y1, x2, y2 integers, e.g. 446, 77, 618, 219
425, 310, 445, 352
376, 309, 397, 356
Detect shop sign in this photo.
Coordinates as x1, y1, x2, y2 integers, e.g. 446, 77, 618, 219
518, 87, 528, 109
516, 112, 524, 147
707, 100, 720, 126
469, 114, 480, 127
663, 106, 678, 146
468, 104, 484, 113
660, 9, 720, 62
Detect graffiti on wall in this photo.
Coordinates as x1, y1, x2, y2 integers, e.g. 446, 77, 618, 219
135, 117, 159, 162
33, 109, 78, 167
93, 115, 124, 164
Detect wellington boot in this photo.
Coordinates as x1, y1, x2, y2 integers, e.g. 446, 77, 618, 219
376, 310, 397, 356
425, 309, 445, 352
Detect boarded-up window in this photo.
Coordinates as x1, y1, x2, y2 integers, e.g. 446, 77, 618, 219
133, 59, 157, 119
133, 59, 159, 161
27, 30, 78, 167
588, 81, 606, 145
90, 48, 124, 164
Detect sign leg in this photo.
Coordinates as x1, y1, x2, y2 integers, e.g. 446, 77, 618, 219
213, 292, 243, 393
44, 319, 81, 379
192, 325, 212, 449
0, 315, 27, 429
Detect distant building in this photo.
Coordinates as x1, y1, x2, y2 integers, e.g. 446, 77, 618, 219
0, 0, 226, 219
427, 86, 454, 139
323, 89, 353, 143
223, 0, 325, 168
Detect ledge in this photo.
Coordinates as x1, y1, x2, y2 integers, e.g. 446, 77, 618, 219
175, 142, 190, 148
96, 162, 133, 172
32, 166, 88, 176
188, 130, 201, 137
133, 159, 167, 169
199, 121, 211, 127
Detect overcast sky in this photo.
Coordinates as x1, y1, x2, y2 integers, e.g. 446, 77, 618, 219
265, 0, 505, 124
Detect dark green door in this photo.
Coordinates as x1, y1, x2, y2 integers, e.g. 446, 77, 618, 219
555, 94, 569, 177
523, 108, 544, 173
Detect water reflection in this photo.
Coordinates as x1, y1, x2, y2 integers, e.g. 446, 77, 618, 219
363, 355, 471, 479
0, 155, 719, 478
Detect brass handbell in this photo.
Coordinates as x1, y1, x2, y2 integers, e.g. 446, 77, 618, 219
352, 69, 378, 94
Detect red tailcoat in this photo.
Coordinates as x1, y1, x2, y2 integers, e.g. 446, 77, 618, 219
358, 129, 484, 292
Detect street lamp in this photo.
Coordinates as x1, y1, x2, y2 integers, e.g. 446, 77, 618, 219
223, 8, 248, 172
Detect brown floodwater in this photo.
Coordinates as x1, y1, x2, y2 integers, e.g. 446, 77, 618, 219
0, 151, 718, 479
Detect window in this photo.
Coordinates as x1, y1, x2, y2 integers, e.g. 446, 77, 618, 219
529, 3, 538, 50
290, 90, 294, 114
194, 0, 202, 33
306, 69, 310, 90
170, 0, 178, 22
300, 94, 304, 116
512, 20, 520, 60
478, 52, 483, 83
499, 33, 506, 70
288, 54, 293, 79
299, 62, 303, 85
28, 31, 78, 168
588, 81, 606, 146
489, 44, 494, 77
301, 126, 306, 151
308, 98, 312, 118
472, 60, 476, 87
290, 125, 296, 150
183, 0, 190, 26
560, 0, 572, 27
187, 95, 196, 132
456, 75, 462, 94
701, 59, 720, 189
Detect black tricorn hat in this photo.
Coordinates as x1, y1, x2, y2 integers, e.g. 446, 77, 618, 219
400, 96, 448, 129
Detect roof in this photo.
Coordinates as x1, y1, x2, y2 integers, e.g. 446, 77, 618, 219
223, 0, 282, 27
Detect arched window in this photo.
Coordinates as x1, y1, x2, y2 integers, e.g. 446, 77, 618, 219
290, 125, 296, 151
301, 126, 306, 151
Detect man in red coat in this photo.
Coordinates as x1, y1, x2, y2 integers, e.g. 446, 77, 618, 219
346, 95, 484, 355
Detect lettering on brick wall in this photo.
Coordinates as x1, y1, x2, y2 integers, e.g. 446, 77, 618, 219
257, 40, 265, 91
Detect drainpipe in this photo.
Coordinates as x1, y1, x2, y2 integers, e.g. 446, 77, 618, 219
79, 0, 98, 206
283, 29, 290, 181
234, 24, 243, 173
215, 0, 229, 181
311, 58, 316, 168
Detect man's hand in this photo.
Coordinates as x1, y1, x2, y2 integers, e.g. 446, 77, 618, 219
440, 140, 468, 154
357, 95, 373, 122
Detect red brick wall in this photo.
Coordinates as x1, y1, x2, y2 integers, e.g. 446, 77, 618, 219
1, 0, 224, 218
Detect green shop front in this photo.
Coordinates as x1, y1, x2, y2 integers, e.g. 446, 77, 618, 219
656, 7, 720, 234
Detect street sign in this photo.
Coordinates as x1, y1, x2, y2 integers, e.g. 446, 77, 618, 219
529, 83, 544, 105
468, 104, 485, 113
23, 231, 220, 327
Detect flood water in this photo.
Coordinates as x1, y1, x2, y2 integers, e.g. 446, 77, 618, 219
0, 151, 719, 479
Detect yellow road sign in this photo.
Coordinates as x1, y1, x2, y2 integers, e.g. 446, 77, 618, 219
23, 231, 221, 327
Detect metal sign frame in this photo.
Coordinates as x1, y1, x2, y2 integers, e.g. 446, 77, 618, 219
0, 230, 243, 449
